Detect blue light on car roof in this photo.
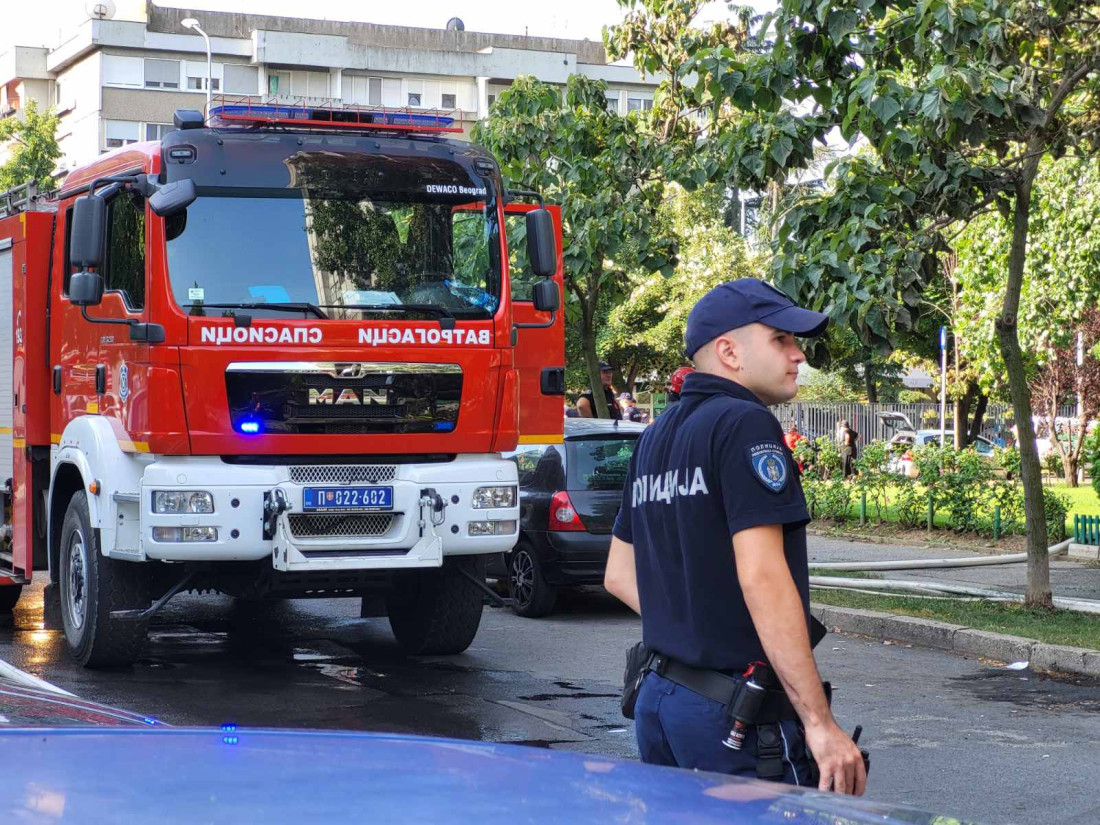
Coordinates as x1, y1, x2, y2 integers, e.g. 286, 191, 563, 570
238, 420, 260, 434
221, 723, 237, 731
208, 105, 455, 129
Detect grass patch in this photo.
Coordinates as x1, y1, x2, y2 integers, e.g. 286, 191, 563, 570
1050, 482, 1100, 524
809, 569, 882, 579
812, 588, 1100, 649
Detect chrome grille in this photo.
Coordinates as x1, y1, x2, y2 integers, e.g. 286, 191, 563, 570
289, 465, 397, 485
288, 513, 395, 538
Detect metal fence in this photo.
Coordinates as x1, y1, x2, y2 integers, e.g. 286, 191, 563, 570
770, 402, 1078, 444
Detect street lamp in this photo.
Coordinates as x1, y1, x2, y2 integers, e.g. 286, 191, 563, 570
181, 17, 212, 117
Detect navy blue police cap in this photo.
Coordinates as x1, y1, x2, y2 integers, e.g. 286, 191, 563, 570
684, 278, 829, 358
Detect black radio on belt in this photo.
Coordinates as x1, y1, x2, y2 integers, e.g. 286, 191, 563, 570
722, 661, 772, 750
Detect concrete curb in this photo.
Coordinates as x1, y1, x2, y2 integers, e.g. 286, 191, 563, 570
807, 526, 1015, 556
810, 603, 1100, 680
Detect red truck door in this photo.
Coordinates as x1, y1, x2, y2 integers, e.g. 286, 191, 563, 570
505, 203, 565, 446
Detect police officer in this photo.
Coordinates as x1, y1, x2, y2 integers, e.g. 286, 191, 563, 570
604, 278, 866, 795
576, 362, 623, 420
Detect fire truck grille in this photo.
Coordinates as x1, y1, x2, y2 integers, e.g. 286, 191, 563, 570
283, 404, 407, 421
288, 513, 396, 539
289, 465, 397, 485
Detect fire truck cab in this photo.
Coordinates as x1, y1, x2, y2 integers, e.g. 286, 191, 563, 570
0, 102, 565, 667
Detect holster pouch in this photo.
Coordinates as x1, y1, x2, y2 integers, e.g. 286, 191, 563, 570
621, 641, 651, 720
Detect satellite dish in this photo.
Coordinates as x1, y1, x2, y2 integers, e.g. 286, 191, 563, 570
85, 0, 116, 20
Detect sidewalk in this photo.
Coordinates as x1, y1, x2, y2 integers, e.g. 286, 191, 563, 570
808, 534, 1100, 601
807, 534, 1100, 678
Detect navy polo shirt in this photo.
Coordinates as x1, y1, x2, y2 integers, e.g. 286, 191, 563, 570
612, 372, 811, 673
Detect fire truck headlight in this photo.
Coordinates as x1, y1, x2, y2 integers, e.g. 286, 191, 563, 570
153, 491, 215, 514
472, 486, 516, 509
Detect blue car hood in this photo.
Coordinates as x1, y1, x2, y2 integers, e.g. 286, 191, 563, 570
0, 728, 966, 823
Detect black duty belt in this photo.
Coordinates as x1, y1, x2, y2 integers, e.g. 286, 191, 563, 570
645, 652, 800, 723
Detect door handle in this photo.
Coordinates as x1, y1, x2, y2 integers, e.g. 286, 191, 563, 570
95, 364, 106, 394
53, 366, 62, 395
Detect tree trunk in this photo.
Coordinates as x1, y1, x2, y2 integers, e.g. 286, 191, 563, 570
863, 361, 878, 403
967, 392, 989, 446
1062, 454, 1080, 487
626, 361, 640, 397
579, 288, 610, 418
996, 165, 1051, 608
953, 383, 972, 448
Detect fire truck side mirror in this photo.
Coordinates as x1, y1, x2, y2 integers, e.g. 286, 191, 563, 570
532, 279, 560, 313
69, 270, 105, 307
70, 195, 107, 269
149, 178, 197, 218
526, 208, 556, 278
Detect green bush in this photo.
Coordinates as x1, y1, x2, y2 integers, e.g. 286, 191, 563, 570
1045, 490, 1070, 543
804, 477, 852, 522
1084, 428, 1100, 500
1043, 449, 1063, 477
994, 446, 1021, 480
893, 480, 927, 528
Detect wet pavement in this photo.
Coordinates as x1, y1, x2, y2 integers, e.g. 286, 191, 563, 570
2, 560, 1100, 824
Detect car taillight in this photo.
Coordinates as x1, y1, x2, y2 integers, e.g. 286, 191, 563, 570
549, 491, 585, 532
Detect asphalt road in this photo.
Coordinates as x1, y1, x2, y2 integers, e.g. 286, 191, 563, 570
3, 568, 1100, 824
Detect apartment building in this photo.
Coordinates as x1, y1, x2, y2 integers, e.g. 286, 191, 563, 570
0, 1, 659, 176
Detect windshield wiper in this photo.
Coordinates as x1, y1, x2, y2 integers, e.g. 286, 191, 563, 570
195, 302, 329, 319
323, 304, 458, 329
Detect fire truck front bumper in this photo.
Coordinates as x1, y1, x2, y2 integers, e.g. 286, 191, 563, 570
138, 455, 519, 571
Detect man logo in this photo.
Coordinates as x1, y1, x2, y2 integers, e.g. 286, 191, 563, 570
308, 388, 389, 405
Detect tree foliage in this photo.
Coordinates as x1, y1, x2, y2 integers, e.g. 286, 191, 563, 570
0, 100, 61, 193
634, 0, 1100, 606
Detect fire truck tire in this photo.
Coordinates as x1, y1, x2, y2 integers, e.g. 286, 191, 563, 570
59, 492, 151, 668
0, 585, 22, 613
386, 556, 484, 656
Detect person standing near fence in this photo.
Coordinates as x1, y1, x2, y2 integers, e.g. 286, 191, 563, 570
837, 420, 858, 478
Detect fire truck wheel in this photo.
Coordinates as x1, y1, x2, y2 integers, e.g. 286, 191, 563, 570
59, 492, 151, 668
386, 556, 485, 655
0, 585, 22, 613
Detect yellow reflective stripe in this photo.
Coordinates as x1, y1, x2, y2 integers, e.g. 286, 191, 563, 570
13, 438, 25, 449
0, 426, 12, 434
51, 434, 61, 444
86, 401, 99, 414
119, 439, 150, 453
518, 433, 564, 445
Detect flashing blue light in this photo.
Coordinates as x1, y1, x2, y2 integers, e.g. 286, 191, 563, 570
434, 422, 455, 432
143, 717, 160, 726
223, 736, 239, 746
221, 723, 238, 732
239, 421, 261, 434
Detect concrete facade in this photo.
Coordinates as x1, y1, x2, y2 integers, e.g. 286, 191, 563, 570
1, 1, 659, 177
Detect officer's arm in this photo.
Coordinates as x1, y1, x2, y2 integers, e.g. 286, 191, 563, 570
604, 537, 640, 614
734, 524, 866, 796
576, 397, 594, 418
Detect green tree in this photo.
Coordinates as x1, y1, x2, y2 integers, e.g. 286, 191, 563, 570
0, 100, 61, 193
599, 183, 763, 390
656, 0, 1100, 607
474, 76, 676, 417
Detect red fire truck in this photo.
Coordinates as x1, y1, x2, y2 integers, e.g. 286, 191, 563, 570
0, 101, 565, 667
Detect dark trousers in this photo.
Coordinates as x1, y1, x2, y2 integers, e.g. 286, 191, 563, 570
635, 672, 811, 785
841, 449, 856, 478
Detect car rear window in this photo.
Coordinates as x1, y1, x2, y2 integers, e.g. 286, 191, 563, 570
566, 437, 636, 491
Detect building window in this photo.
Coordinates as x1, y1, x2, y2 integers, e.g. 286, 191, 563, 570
223, 64, 259, 96
441, 93, 456, 109
104, 120, 140, 149
145, 123, 173, 141
408, 93, 422, 107
487, 94, 496, 107
187, 75, 220, 91
605, 92, 620, 112
368, 77, 382, 105
144, 59, 180, 89
627, 97, 653, 112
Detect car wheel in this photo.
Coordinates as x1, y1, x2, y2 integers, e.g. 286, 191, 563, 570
0, 585, 22, 613
508, 544, 557, 618
387, 556, 485, 655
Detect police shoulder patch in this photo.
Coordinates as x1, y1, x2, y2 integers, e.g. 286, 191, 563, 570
747, 441, 789, 493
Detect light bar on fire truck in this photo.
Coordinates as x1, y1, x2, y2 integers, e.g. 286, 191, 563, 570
206, 95, 462, 134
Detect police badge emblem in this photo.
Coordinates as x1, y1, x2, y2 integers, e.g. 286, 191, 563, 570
747, 442, 788, 493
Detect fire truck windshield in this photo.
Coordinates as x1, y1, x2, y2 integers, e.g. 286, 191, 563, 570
165, 170, 501, 321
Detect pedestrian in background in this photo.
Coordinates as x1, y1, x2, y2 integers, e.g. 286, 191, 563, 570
837, 420, 858, 479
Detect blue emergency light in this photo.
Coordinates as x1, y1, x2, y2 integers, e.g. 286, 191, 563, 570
207, 103, 458, 133
238, 419, 261, 434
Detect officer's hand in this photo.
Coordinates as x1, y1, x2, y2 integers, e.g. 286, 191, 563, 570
804, 722, 866, 796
